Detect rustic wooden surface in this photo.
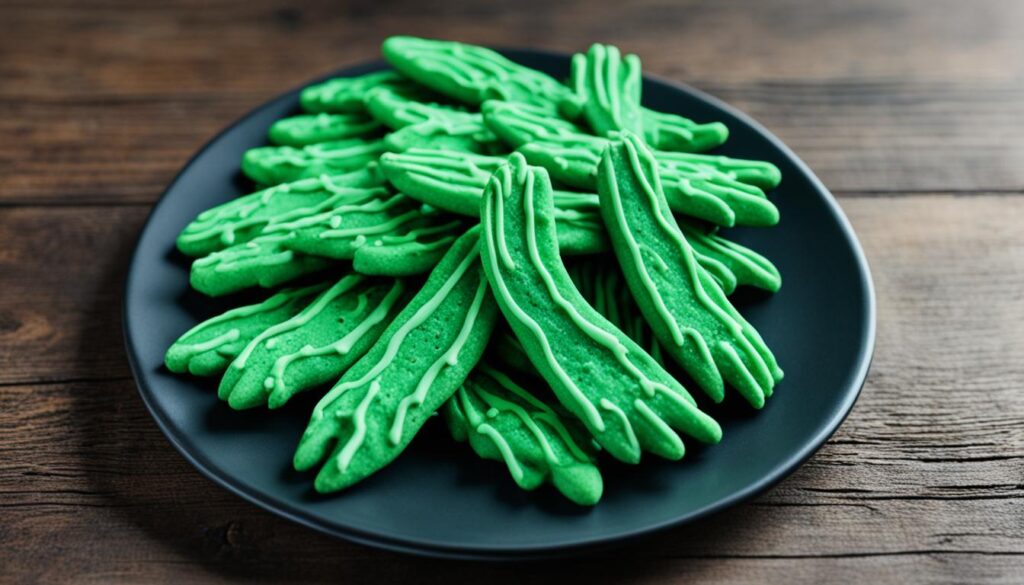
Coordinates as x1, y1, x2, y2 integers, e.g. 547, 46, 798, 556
1, 0, 1022, 583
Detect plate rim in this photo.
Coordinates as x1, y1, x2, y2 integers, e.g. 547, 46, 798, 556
123, 47, 877, 560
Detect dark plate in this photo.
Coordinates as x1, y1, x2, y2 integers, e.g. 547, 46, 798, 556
123, 49, 876, 560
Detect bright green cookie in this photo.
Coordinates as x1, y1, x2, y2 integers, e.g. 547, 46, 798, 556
300, 71, 409, 114
260, 191, 464, 270
567, 259, 666, 366
176, 169, 384, 257
349, 218, 465, 278
483, 100, 780, 227
480, 153, 720, 464
294, 227, 499, 493
597, 132, 782, 408
681, 222, 782, 293
642, 109, 729, 153
218, 276, 407, 410
189, 233, 332, 297
378, 149, 606, 254
382, 36, 568, 110
445, 364, 603, 506
363, 84, 466, 129
364, 85, 502, 154
565, 44, 644, 137
165, 283, 328, 376
242, 138, 388, 186
268, 112, 383, 147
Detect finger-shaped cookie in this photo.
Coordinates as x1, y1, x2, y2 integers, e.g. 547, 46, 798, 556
445, 364, 603, 506
189, 234, 332, 297
242, 138, 388, 186
364, 85, 502, 154
382, 36, 571, 110
363, 84, 467, 130
383, 118, 502, 155
481, 153, 721, 464
268, 112, 384, 147
176, 169, 385, 257
219, 276, 407, 410
483, 101, 780, 226
300, 71, 409, 114
262, 191, 463, 267
597, 132, 782, 408
681, 221, 782, 293
351, 222, 464, 277
565, 44, 644, 137
658, 151, 782, 191
165, 282, 328, 376
378, 149, 607, 254
566, 259, 665, 365
642, 109, 729, 153
294, 227, 499, 493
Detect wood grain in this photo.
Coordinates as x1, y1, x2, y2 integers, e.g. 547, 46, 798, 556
1, 0, 1023, 205
2, 0, 1023, 582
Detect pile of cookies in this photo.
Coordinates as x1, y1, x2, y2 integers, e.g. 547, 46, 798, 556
166, 37, 783, 506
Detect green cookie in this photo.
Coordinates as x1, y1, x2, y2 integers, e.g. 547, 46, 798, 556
681, 222, 782, 293
564, 44, 644, 137
484, 100, 780, 227
300, 71, 409, 114
378, 149, 606, 254
176, 168, 385, 257
189, 233, 332, 297
294, 227, 499, 493
218, 275, 407, 410
445, 364, 603, 506
562, 43, 729, 152
242, 138, 388, 186
350, 219, 466, 278
363, 84, 467, 129
260, 191, 463, 271
165, 282, 328, 376
597, 132, 782, 408
567, 259, 666, 366
642, 109, 729, 153
382, 36, 569, 110
480, 153, 720, 464
268, 112, 384, 147
365, 85, 502, 154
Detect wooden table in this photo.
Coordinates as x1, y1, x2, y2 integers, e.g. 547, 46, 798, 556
2, 0, 1022, 582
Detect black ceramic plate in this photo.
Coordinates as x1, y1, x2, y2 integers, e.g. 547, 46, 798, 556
124, 49, 875, 560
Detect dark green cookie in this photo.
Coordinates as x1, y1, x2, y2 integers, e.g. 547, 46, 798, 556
241, 138, 388, 186
268, 112, 384, 147
382, 36, 569, 110
480, 153, 720, 464
176, 168, 384, 257
483, 100, 780, 227
300, 71, 409, 114
218, 275, 407, 410
294, 227, 499, 493
378, 149, 607, 254
189, 233, 332, 297
445, 364, 603, 506
597, 132, 782, 408
165, 282, 328, 376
